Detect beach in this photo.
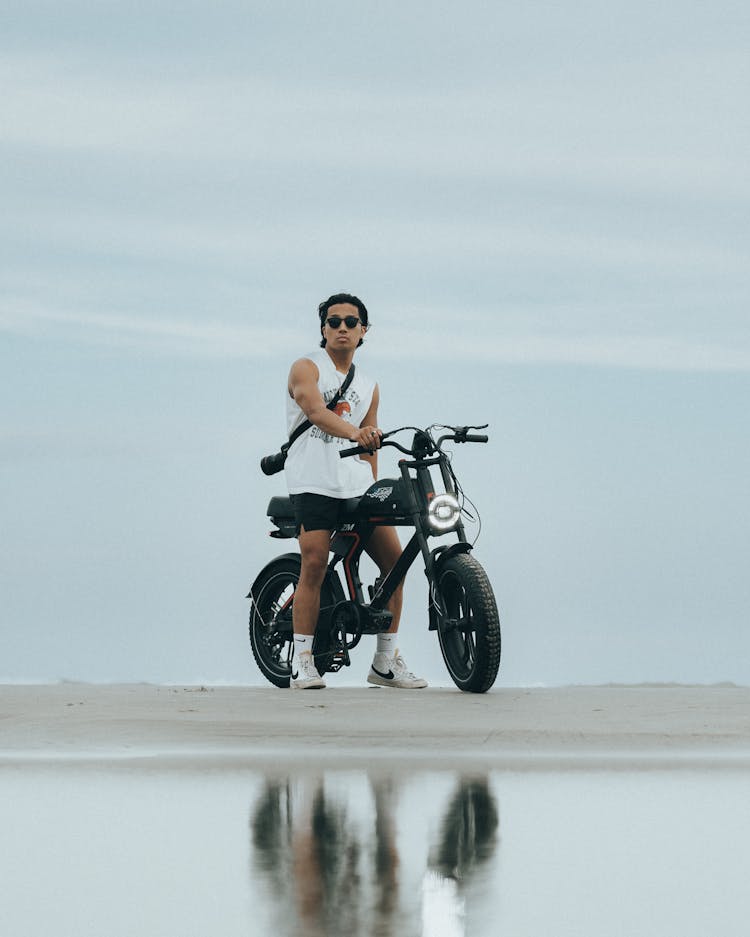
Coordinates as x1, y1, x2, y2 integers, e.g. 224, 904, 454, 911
2, 682, 749, 767
3, 684, 750, 937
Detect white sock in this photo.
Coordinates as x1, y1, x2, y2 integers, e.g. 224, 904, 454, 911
376, 632, 397, 656
293, 634, 314, 659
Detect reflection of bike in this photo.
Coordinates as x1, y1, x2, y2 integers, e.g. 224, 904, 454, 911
248, 424, 501, 692
428, 777, 499, 879
423, 777, 500, 936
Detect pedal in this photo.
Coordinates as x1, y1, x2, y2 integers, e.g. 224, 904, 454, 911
359, 607, 393, 634
326, 646, 350, 672
313, 628, 350, 673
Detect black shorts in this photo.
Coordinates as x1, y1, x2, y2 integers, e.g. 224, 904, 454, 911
291, 493, 349, 534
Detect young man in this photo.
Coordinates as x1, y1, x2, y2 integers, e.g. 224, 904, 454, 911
284, 293, 427, 690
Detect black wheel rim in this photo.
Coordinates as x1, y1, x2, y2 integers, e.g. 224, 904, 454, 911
437, 569, 477, 680
252, 571, 297, 679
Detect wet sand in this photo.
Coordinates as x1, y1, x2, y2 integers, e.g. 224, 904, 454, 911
2, 683, 749, 769
5, 685, 749, 937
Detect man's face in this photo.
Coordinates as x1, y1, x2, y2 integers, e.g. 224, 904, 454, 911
322, 302, 366, 351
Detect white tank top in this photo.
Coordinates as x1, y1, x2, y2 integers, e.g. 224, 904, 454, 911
284, 349, 377, 498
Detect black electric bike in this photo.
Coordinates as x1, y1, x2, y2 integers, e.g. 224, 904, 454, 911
248, 424, 501, 693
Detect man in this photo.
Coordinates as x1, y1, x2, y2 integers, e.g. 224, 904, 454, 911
284, 292, 427, 690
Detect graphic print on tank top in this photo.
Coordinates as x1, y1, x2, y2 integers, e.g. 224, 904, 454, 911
284, 350, 377, 498
310, 386, 364, 444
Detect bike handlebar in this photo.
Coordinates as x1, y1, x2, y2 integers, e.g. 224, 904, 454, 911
339, 426, 489, 459
340, 444, 372, 458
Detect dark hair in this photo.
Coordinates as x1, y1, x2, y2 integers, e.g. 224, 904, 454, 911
318, 293, 369, 348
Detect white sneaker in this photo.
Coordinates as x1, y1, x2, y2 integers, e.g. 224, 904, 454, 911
291, 650, 326, 689
368, 650, 428, 689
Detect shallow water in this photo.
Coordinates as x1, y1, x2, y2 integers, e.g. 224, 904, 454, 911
1, 765, 749, 937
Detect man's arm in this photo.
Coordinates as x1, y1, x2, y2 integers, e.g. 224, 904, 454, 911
288, 359, 382, 449
357, 384, 381, 480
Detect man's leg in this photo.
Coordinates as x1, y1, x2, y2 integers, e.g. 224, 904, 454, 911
290, 526, 331, 689
365, 526, 427, 689
293, 526, 332, 635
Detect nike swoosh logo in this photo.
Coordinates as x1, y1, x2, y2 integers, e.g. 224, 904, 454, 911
291, 671, 299, 679
371, 666, 395, 680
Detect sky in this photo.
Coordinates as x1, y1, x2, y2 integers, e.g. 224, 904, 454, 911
1, 0, 748, 687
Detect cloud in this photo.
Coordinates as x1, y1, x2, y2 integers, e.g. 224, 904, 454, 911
1, 23, 747, 374
0, 303, 295, 358
2, 48, 747, 200
3, 302, 749, 371
380, 329, 750, 372
5, 204, 746, 278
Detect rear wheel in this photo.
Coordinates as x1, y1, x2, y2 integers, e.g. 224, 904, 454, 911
249, 557, 299, 687
249, 556, 337, 688
434, 553, 501, 693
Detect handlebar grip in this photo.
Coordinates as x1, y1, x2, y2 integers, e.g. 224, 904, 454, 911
464, 434, 488, 443
339, 445, 370, 458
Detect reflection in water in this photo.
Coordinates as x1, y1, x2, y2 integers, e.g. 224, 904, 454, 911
7, 767, 743, 936
250, 773, 499, 937
423, 779, 499, 936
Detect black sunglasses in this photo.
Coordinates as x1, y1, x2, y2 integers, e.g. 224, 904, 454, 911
326, 315, 361, 329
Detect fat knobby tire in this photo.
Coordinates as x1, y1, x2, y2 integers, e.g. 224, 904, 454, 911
436, 552, 501, 693
249, 555, 301, 688
249, 555, 337, 688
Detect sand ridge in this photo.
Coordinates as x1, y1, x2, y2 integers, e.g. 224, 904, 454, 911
1, 683, 749, 769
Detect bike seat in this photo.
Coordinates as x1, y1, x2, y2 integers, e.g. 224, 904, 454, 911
267, 496, 294, 518
266, 496, 362, 522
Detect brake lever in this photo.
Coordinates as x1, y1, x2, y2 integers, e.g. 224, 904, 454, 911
456, 422, 488, 435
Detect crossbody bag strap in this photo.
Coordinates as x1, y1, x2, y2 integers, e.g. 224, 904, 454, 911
283, 363, 356, 452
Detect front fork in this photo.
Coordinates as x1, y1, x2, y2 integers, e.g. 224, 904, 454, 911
426, 541, 473, 630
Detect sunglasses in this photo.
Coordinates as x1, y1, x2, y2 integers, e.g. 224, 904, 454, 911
326, 315, 362, 329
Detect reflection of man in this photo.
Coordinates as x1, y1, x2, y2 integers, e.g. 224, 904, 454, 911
250, 775, 406, 936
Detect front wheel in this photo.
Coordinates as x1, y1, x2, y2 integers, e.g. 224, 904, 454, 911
433, 553, 501, 693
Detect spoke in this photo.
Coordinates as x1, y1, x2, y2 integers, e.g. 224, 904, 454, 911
438, 573, 480, 679
255, 575, 297, 670
456, 602, 469, 662
463, 625, 476, 665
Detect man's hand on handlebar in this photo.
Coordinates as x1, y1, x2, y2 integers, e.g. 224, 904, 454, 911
350, 424, 383, 451
341, 422, 490, 459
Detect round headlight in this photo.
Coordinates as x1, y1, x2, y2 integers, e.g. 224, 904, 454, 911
427, 493, 461, 531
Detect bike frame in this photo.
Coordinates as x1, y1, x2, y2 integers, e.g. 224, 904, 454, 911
327, 447, 471, 616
